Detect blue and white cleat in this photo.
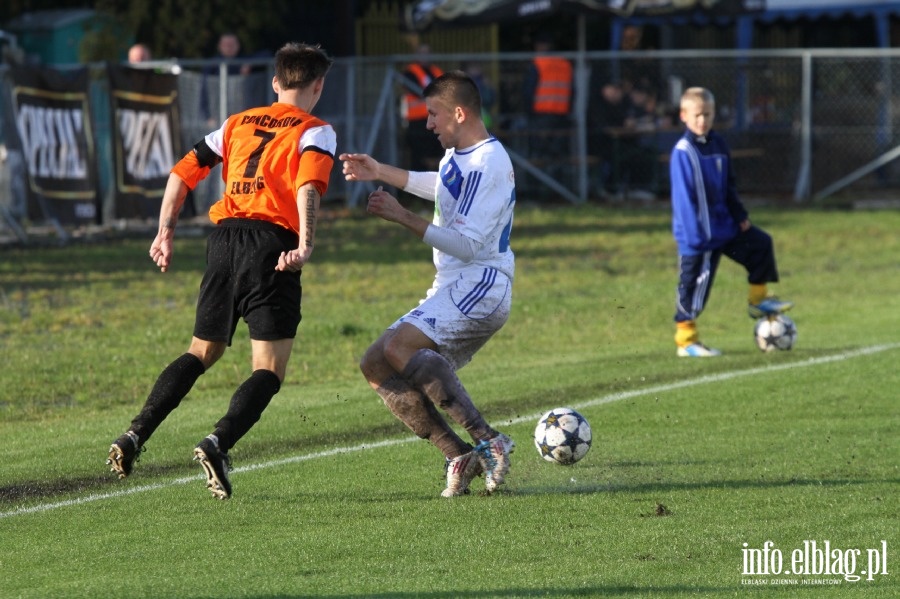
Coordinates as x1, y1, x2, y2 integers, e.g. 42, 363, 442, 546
475, 433, 515, 493
677, 343, 722, 357
748, 297, 793, 319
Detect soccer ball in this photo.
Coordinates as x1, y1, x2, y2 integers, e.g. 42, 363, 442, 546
754, 314, 797, 352
534, 407, 592, 465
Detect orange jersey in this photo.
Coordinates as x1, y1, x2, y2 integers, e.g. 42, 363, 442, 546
172, 102, 336, 234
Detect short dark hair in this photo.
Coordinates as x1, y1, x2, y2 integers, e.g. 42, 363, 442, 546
423, 70, 482, 116
275, 43, 333, 90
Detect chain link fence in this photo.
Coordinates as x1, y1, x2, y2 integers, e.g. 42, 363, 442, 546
2, 48, 900, 238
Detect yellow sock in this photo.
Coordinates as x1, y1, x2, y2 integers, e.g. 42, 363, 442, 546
675, 321, 699, 348
749, 284, 768, 306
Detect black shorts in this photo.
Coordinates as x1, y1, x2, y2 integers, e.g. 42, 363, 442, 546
194, 218, 301, 345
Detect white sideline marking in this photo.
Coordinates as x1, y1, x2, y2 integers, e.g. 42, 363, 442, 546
2, 343, 898, 519
545, 342, 900, 416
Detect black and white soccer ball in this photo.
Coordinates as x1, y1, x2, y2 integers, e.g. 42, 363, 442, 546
754, 314, 797, 352
534, 407, 592, 465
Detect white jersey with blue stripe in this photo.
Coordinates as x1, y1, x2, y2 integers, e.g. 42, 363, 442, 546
433, 136, 515, 282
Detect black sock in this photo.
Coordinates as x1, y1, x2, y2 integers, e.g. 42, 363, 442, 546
130, 353, 206, 443
213, 369, 281, 452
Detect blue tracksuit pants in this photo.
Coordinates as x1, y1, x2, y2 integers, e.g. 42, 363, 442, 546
675, 225, 779, 322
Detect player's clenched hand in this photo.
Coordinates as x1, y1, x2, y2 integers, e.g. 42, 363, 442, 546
275, 247, 311, 272
340, 153, 379, 182
366, 186, 403, 222
149, 234, 173, 273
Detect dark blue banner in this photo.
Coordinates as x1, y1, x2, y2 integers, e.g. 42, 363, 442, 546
10, 65, 99, 225
107, 64, 182, 219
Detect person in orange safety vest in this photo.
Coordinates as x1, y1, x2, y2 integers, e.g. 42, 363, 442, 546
401, 43, 444, 171
523, 35, 574, 191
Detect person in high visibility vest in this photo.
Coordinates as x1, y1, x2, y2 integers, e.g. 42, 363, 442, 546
401, 43, 444, 171
523, 35, 573, 191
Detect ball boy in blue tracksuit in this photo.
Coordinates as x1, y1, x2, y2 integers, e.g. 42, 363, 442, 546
670, 87, 792, 357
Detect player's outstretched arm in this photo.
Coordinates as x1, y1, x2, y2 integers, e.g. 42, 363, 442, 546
340, 152, 410, 190
150, 173, 190, 273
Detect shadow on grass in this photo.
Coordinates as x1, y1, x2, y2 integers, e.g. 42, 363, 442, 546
4, 450, 896, 508
0, 420, 410, 505
513, 475, 900, 498
176, 582, 820, 598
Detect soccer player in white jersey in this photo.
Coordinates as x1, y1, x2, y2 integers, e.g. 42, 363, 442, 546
340, 70, 516, 497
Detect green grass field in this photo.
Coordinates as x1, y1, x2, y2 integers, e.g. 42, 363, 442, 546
0, 204, 897, 598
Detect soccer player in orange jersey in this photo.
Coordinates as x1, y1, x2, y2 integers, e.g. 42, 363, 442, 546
107, 43, 337, 499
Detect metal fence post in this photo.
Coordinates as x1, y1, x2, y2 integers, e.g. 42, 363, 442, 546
794, 51, 812, 201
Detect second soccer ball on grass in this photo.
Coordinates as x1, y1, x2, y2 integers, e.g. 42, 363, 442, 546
754, 314, 797, 352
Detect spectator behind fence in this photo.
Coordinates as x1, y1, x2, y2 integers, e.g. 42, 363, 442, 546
128, 43, 152, 64
400, 43, 444, 171
620, 81, 662, 201
619, 25, 661, 97
201, 33, 251, 126
523, 34, 573, 184
670, 87, 793, 357
588, 80, 630, 199
463, 61, 496, 129
400, 43, 445, 172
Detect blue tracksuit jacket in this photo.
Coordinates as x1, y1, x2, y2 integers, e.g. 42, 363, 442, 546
670, 129, 748, 256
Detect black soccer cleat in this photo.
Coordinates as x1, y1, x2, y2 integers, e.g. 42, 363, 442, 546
107, 432, 143, 479
193, 437, 233, 500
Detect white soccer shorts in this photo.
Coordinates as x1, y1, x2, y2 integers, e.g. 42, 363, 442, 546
390, 266, 511, 370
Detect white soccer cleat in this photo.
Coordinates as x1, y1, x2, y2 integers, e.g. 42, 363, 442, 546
441, 451, 482, 497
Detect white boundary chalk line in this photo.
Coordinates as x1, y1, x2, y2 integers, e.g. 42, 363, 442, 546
3, 343, 898, 519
